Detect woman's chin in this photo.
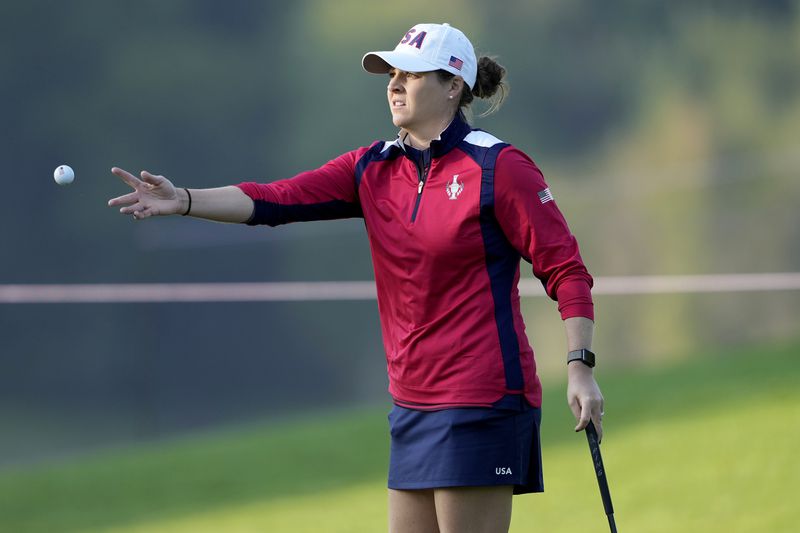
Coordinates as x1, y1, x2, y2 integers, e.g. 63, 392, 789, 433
390, 116, 406, 129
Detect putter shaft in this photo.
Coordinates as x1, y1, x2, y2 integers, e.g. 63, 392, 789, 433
586, 421, 617, 532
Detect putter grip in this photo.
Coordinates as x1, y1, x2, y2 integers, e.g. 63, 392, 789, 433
586, 421, 615, 517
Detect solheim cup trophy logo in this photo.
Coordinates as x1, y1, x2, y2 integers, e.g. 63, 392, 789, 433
446, 175, 464, 200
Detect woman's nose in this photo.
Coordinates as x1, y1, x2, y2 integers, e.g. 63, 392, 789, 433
387, 76, 402, 92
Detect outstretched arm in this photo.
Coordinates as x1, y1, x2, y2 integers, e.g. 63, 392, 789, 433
108, 167, 253, 223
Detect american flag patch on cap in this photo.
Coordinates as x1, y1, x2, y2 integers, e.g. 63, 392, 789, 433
449, 56, 464, 70
538, 187, 554, 204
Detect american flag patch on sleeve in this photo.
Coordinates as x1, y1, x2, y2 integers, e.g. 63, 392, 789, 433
537, 187, 554, 204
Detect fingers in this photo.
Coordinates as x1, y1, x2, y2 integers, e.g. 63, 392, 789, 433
108, 168, 168, 220
108, 191, 138, 207
111, 167, 143, 189
132, 207, 155, 220
117, 202, 142, 216
577, 400, 605, 442
140, 171, 164, 188
583, 405, 604, 443
568, 395, 582, 426
567, 367, 606, 441
574, 404, 592, 433
596, 399, 605, 440
570, 391, 604, 440
122, 203, 157, 219
113, 195, 157, 218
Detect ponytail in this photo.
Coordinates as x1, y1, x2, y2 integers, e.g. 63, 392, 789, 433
438, 56, 508, 117
470, 56, 508, 116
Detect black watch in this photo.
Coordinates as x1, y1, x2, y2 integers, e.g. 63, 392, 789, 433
567, 349, 595, 368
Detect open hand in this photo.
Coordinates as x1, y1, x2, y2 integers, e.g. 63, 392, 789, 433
108, 167, 182, 220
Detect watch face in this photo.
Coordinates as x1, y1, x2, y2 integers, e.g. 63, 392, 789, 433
568, 349, 595, 367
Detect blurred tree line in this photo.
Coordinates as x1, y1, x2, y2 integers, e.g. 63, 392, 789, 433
1, 0, 798, 462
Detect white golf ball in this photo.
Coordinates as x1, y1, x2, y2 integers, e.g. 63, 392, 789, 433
54, 165, 75, 185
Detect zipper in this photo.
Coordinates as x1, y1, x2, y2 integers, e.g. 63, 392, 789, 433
410, 149, 431, 222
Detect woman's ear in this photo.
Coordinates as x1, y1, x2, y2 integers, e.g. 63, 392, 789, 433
450, 77, 464, 99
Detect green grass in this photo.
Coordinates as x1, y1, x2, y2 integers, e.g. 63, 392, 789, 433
1, 339, 798, 532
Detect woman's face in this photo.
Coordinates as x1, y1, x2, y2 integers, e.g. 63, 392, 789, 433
387, 68, 458, 136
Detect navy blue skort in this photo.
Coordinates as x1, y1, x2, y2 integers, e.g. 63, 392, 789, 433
387, 395, 543, 494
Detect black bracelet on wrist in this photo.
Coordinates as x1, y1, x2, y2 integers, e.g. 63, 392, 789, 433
182, 188, 192, 216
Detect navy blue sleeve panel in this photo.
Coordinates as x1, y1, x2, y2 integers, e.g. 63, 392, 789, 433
236, 147, 370, 226
493, 147, 594, 320
248, 199, 363, 227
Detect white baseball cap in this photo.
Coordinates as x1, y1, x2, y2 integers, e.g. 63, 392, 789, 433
362, 23, 477, 89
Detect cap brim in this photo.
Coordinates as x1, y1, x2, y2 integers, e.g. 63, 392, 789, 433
362, 51, 441, 75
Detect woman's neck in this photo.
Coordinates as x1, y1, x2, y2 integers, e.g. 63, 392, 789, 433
402, 113, 457, 149
403, 131, 432, 150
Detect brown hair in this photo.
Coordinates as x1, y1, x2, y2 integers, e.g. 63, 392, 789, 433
437, 56, 508, 117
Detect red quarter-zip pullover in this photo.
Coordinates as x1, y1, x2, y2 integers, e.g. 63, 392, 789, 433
237, 114, 593, 409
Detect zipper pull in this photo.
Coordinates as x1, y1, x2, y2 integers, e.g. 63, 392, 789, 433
418, 181, 424, 194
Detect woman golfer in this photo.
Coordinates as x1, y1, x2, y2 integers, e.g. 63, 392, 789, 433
109, 22, 605, 533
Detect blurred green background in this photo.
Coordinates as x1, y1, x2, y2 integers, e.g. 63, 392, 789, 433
1, 0, 798, 531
